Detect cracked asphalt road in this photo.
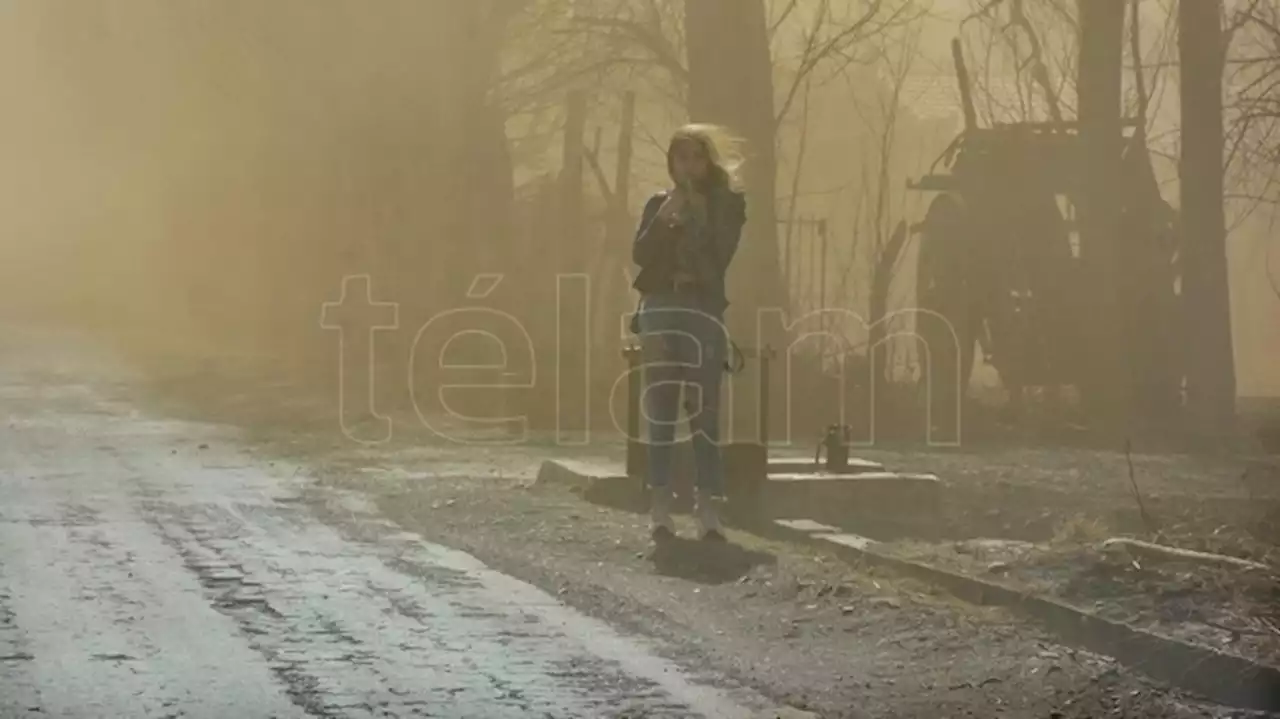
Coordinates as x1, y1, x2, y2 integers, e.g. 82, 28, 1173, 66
0, 331, 766, 719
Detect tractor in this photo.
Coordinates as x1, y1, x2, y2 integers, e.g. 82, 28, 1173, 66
909, 40, 1183, 432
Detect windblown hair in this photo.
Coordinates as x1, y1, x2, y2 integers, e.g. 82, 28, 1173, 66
666, 123, 746, 193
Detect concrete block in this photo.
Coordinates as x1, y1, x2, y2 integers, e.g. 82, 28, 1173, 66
534, 458, 626, 491
766, 455, 884, 475
774, 518, 841, 534
819, 532, 879, 551
765, 471, 938, 484
762, 471, 942, 536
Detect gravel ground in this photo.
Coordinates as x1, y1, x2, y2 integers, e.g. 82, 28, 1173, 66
326, 465, 1275, 719
884, 536, 1280, 671
112, 341, 1280, 718
849, 444, 1280, 675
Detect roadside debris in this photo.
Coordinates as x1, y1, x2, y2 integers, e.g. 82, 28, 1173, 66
1099, 537, 1271, 573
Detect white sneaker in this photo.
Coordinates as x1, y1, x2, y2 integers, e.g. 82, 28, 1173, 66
695, 493, 725, 541
649, 486, 675, 538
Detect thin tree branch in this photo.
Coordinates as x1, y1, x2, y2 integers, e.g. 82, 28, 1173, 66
570, 16, 689, 83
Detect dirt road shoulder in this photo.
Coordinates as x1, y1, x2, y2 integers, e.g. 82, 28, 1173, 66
119, 355, 1259, 719
301, 449, 1242, 719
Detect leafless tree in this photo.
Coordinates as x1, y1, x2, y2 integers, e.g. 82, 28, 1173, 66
1210, 3, 1280, 308
846, 23, 927, 385
1222, 1, 1280, 212
769, 0, 925, 129
559, 0, 924, 125
549, 1, 926, 343
1178, 0, 1237, 428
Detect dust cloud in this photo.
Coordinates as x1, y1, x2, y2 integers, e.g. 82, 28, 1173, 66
0, 1, 485, 368
0, 0, 1275, 441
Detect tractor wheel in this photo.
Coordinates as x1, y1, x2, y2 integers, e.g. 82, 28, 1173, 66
986, 191, 1078, 399
916, 193, 979, 440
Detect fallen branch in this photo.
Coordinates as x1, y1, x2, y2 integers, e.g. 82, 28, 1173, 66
1100, 537, 1271, 573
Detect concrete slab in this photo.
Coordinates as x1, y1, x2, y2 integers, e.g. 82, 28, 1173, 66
766, 471, 939, 484
534, 459, 626, 491
626, 441, 767, 479
819, 533, 879, 551
762, 471, 943, 537
539, 458, 944, 531
766, 456, 883, 475
773, 519, 841, 534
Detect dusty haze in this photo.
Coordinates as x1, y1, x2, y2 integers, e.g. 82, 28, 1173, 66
0, 0, 1276, 412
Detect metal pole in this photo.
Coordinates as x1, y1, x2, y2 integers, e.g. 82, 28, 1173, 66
758, 345, 773, 448
807, 220, 816, 317
818, 219, 829, 363
783, 224, 793, 317
623, 344, 643, 478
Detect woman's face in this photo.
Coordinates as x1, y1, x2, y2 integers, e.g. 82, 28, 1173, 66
670, 138, 711, 185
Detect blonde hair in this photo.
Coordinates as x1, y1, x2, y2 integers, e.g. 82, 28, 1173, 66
667, 123, 746, 192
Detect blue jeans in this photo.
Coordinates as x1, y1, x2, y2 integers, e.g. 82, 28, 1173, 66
637, 291, 727, 496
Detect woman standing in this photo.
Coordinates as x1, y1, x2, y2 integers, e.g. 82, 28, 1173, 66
631, 124, 747, 541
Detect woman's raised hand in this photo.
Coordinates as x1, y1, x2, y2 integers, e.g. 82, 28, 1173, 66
656, 192, 685, 223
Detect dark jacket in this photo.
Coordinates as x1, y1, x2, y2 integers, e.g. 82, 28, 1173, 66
631, 186, 747, 314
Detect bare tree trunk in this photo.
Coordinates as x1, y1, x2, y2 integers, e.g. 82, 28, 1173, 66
555, 90, 589, 434
1076, 0, 1130, 435
684, 0, 786, 344
434, 1, 521, 300
685, 0, 787, 444
560, 90, 588, 273
613, 92, 636, 234
1179, 0, 1237, 434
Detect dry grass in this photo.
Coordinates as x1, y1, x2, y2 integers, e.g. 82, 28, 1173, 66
1052, 514, 1114, 546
